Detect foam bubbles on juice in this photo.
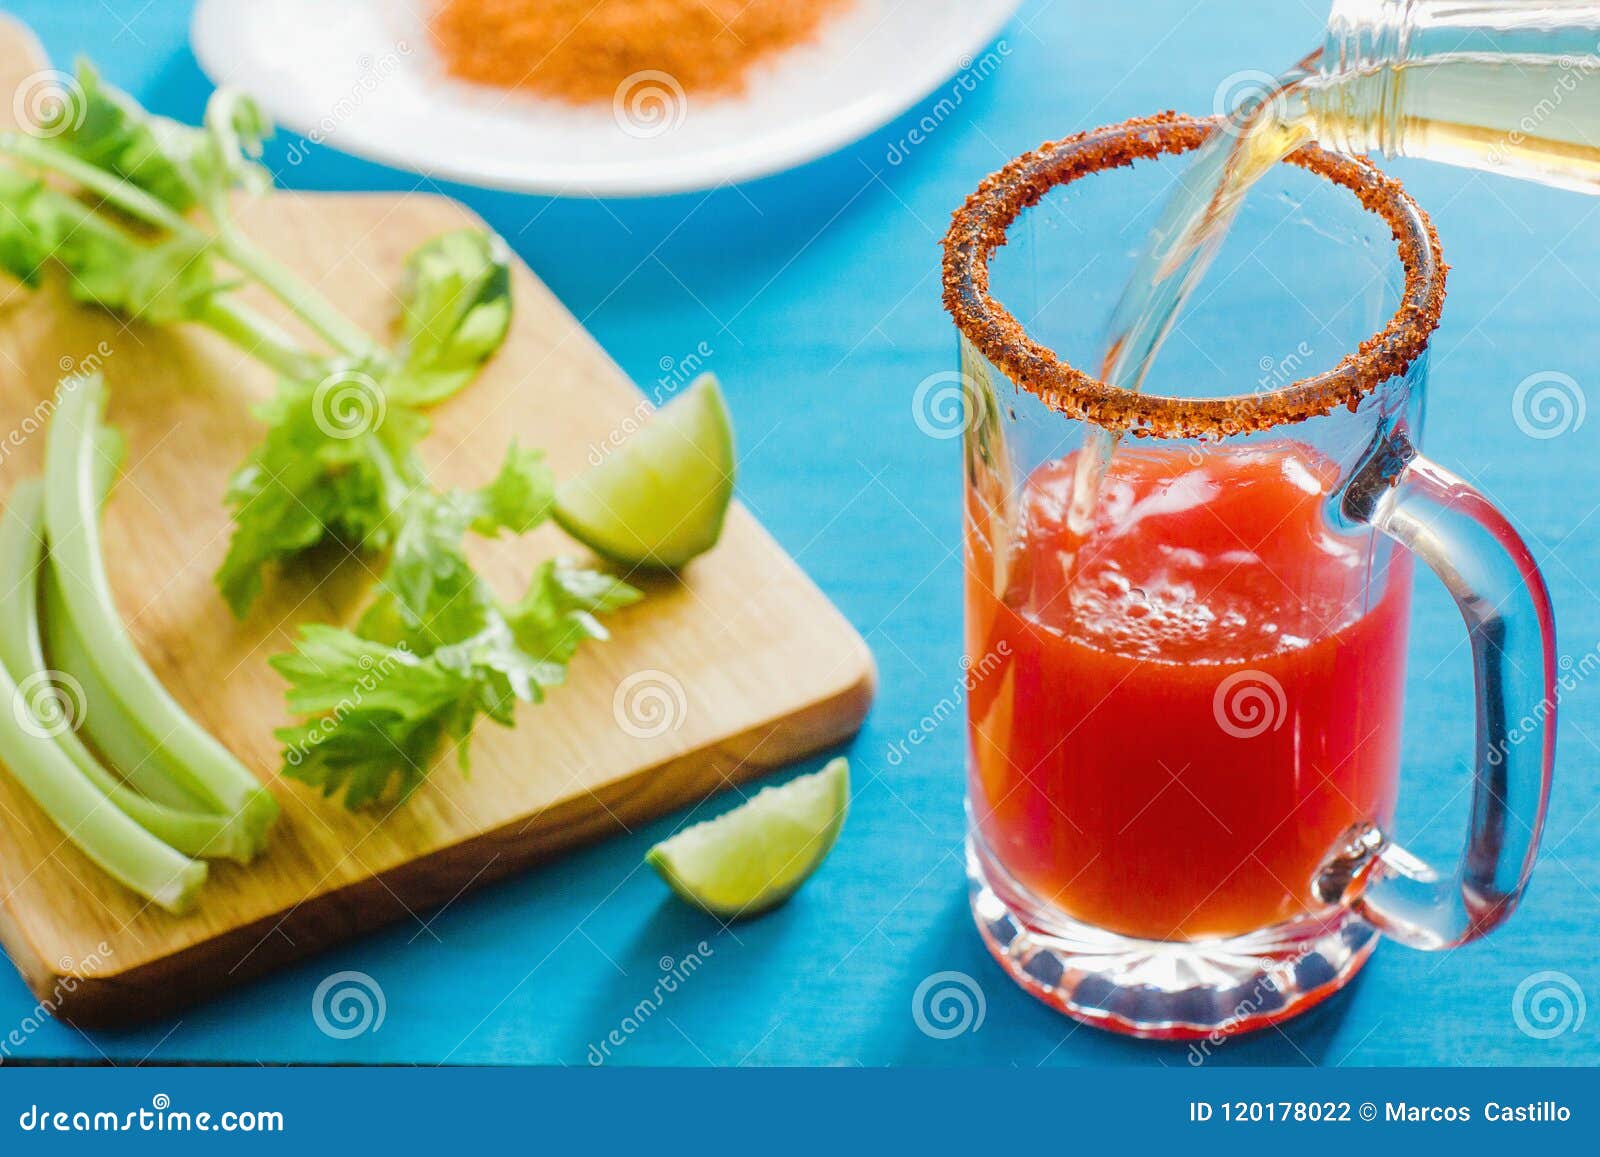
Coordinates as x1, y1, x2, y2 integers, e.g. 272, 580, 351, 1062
1018, 444, 1368, 663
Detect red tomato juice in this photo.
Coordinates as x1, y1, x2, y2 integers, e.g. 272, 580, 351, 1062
966, 444, 1411, 941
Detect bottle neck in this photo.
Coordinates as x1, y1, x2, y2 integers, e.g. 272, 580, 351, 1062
1310, 0, 1415, 157
1324, 0, 1414, 73
1308, 0, 1600, 192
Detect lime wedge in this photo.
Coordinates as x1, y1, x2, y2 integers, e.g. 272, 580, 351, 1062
646, 758, 849, 918
555, 373, 735, 569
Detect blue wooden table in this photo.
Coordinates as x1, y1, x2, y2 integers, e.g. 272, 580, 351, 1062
2, 0, 1596, 1067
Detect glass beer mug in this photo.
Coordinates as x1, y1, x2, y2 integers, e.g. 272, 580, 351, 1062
942, 115, 1557, 1038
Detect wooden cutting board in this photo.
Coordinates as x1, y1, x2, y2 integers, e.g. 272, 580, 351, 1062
0, 19, 873, 1027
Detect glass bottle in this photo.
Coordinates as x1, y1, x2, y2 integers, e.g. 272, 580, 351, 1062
1306, 0, 1600, 192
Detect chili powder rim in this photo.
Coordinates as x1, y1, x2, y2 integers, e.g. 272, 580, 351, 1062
940, 113, 1447, 440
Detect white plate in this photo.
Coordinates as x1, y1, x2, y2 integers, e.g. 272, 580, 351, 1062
191, 0, 1022, 197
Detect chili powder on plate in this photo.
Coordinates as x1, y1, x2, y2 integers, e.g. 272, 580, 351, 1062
429, 0, 854, 105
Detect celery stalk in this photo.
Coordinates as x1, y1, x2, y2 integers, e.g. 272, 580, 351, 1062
42, 374, 278, 850
0, 487, 205, 912
0, 133, 378, 362
213, 220, 380, 360
197, 297, 321, 380
0, 482, 257, 863
0, 132, 200, 238
42, 571, 211, 812
0, 657, 206, 912
4, 177, 324, 382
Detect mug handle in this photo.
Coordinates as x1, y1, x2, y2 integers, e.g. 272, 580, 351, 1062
1318, 431, 1557, 950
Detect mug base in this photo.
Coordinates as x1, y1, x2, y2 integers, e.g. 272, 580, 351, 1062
967, 834, 1378, 1040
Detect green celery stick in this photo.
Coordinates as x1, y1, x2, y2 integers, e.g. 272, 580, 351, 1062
0, 482, 257, 863
0, 488, 204, 912
42, 374, 278, 850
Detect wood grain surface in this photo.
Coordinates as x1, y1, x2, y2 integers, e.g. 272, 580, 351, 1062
0, 18, 874, 1026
